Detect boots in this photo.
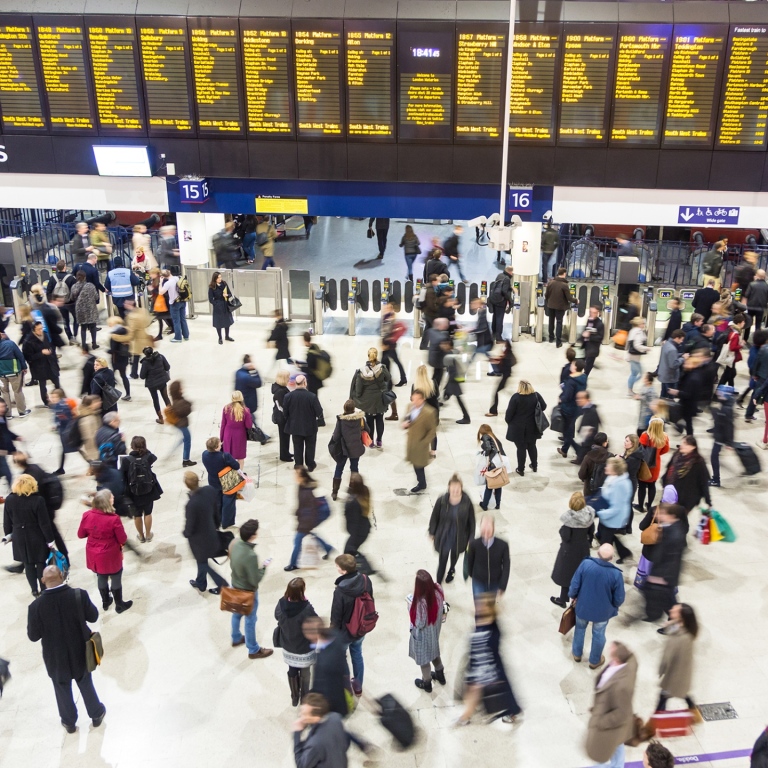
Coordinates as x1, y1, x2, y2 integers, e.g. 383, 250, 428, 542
331, 477, 341, 501
99, 588, 113, 611
690, 706, 703, 724
155, 412, 164, 425
288, 673, 301, 707
385, 401, 399, 421
299, 667, 311, 700
431, 668, 446, 686
113, 589, 133, 614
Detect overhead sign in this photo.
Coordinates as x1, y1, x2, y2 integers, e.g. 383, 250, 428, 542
678, 205, 739, 225
179, 178, 209, 204
255, 195, 308, 215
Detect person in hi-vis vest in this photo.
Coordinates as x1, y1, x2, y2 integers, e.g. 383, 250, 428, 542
105, 256, 141, 319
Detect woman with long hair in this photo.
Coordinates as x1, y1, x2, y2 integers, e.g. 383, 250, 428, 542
550, 491, 595, 607
168, 380, 195, 467
122, 435, 162, 543
330, 399, 366, 500
351, 347, 391, 448
344, 473, 374, 573
638, 417, 670, 512
220, 391, 253, 469
284, 466, 334, 571
476, 424, 509, 511
414, 363, 440, 456
409, 569, 445, 693
208, 271, 234, 344
77, 489, 132, 613
139, 346, 171, 424
70, 270, 100, 350
662, 436, 711, 533
622, 433, 643, 534
399, 224, 421, 282
505, 379, 547, 476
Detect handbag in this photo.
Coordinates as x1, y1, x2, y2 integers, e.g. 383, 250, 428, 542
212, 530, 235, 564
219, 586, 255, 615
550, 405, 565, 434
219, 466, 246, 496
361, 428, 373, 447
382, 389, 397, 405
640, 508, 662, 545
716, 338, 736, 367
152, 292, 168, 314
367, 227, 374, 239
97, 383, 122, 411
272, 625, 283, 648
534, 396, 549, 436
163, 405, 180, 426
638, 460, 653, 482
485, 463, 510, 489
76, 589, 104, 673
227, 295, 243, 312
558, 600, 576, 635
247, 425, 267, 443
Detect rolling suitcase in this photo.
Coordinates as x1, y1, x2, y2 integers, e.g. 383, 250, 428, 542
377, 693, 415, 748
733, 441, 760, 476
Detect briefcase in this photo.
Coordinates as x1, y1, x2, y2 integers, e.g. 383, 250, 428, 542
558, 601, 576, 635
652, 709, 694, 738
219, 587, 254, 616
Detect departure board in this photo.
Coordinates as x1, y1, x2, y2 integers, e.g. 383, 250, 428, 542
716, 26, 768, 149
138, 18, 194, 135
558, 26, 616, 144
663, 25, 727, 148
189, 18, 244, 135
87, 18, 144, 134
455, 23, 506, 141
345, 20, 395, 140
0, 18, 46, 132
610, 24, 671, 146
293, 21, 344, 138
398, 23, 454, 142
241, 20, 294, 136
509, 24, 560, 143
34, 18, 96, 133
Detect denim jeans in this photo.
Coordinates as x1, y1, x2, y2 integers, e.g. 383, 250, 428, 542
348, 637, 365, 685
542, 249, 559, 282
627, 360, 642, 392
404, 253, 416, 279
660, 381, 676, 400
231, 590, 259, 654
472, 580, 500, 597
711, 442, 723, 483
593, 743, 625, 768
242, 231, 256, 261
450, 258, 466, 282
176, 425, 191, 461
334, 456, 359, 479
289, 531, 332, 567
194, 559, 227, 590
170, 301, 189, 341
572, 616, 609, 666
221, 492, 237, 528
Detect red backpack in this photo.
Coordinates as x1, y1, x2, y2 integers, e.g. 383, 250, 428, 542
345, 575, 378, 638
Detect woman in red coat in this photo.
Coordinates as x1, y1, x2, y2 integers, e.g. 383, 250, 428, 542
637, 417, 670, 512
78, 489, 133, 614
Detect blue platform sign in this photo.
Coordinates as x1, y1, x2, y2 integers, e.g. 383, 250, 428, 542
678, 205, 739, 225
179, 178, 210, 204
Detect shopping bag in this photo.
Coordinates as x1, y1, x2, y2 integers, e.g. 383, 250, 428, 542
634, 554, 652, 589
550, 405, 565, 434
652, 709, 694, 738
239, 476, 256, 502
709, 517, 725, 543
710, 509, 736, 542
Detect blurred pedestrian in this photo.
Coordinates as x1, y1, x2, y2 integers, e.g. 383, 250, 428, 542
284, 467, 334, 571
139, 346, 171, 424
168, 380, 195, 467
183, 471, 227, 594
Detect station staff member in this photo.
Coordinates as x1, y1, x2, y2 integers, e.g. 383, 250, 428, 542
105, 257, 141, 319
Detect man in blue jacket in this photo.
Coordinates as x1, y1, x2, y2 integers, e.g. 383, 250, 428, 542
569, 543, 625, 670
557, 359, 587, 459
235, 355, 269, 444
72, 253, 106, 293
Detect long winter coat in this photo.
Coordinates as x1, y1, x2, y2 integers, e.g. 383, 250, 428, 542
275, 597, 318, 656
90, 367, 118, 413
208, 282, 234, 330
22, 333, 59, 381
331, 410, 366, 459
284, 388, 324, 437
77, 508, 128, 575
71, 280, 100, 325
659, 627, 695, 699
505, 391, 547, 444
344, 496, 371, 550
139, 351, 171, 389
3, 493, 54, 564
428, 491, 476, 555
124, 306, 153, 356
352, 362, 391, 415
405, 403, 438, 469
296, 484, 320, 534
409, 586, 444, 666
551, 506, 595, 589
183, 486, 221, 562
220, 405, 252, 461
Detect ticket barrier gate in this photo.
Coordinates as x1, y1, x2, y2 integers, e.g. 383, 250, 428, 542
348, 276, 359, 336
600, 285, 612, 344
679, 289, 696, 323
534, 285, 545, 342
647, 299, 658, 345
313, 276, 327, 336
568, 283, 579, 345
413, 279, 423, 338
511, 281, 521, 342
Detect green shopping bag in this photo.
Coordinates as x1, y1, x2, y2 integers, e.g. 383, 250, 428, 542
709, 510, 736, 543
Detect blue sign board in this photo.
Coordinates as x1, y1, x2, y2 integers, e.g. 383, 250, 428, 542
179, 178, 210, 205
508, 185, 553, 223
677, 205, 739, 225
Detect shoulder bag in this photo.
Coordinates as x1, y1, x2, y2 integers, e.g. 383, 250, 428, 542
640, 507, 663, 546
558, 599, 576, 635
76, 589, 104, 673
96, 380, 122, 411
272, 625, 283, 648
219, 466, 246, 496
219, 586, 255, 616
534, 394, 550, 436
227, 295, 243, 312
485, 460, 510, 489
164, 405, 180, 426
638, 460, 653, 483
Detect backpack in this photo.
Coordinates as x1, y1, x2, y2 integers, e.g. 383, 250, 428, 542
46, 548, 69, 580
313, 349, 333, 381
176, 275, 190, 302
488, 277, 507, 306
589, 460, 607, 493
98, 439, 117, 465
377, 694, 415, 748
346, 574, 379, 638
39, 473, 64, 511
256, 229, 269, 247
52, 273, 71, 302
126, 454, 155, 497
315, 495, 331, 525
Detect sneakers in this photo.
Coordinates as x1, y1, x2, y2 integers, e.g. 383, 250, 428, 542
456, 418, 471, 424
284, 564, 299, 571
376, 440, 383, 449
708, 479, 720, 487
145, 532, 154, 542
17, 409, 30, 418
445, 569, 455, 583
248, 648, 274, 659
589, 656, 606, 670
170, 339, 182, 343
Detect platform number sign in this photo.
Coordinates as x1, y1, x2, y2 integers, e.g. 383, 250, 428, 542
180, 179, 210, 204
508, 187, 533, 213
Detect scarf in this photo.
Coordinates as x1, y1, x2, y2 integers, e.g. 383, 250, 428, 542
670, 449, 698, 481
560, 506, 595, 528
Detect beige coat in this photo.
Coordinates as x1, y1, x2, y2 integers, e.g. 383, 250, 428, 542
124, 306, 154, 356
78, 405, 101, 462
585, 654, 638, 763
256, 222, 277, 258
659, 628, 694, 699
404, 403, 438, 469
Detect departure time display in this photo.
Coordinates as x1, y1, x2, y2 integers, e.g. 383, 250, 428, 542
0, 19, 46, 131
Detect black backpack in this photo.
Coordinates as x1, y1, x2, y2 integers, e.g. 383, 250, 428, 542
39, 473, 64, 511
126, 455, 155, 497
488, 277, 507, 306
589, 460, 608, 493
377, 694, 416, 748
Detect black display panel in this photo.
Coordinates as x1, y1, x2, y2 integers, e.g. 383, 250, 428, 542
241, 19, 294, 137
34, 17, 97, 134
0, 17, 47, 133
717, 25, 768, 150
558, 24, 617, 145
454, 22, 506, 141
398, 22, 454, 142
293, 20, 344, 138
610, 24, 671, 146
509, 24, 560, 144
663, 25, 727, 148
188, 17, 244, 135
86, 17, 145, 135
345, 19, 395, 140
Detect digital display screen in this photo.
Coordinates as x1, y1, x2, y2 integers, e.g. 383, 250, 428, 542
189, 18, 244, 135
558, 25, 616, 144
87, 18, 145, 134
455, 23, 506, 141
93, 144, 152, 176
241, 20, 294, 136
0, 18, 46, 132
345, 20, 395, 140
398, 23, 454, 142
610, 24, 671, 145
716, 25, 768, 149
663, 25, 727, 147
509, 24, 560, 143
35, 18, 96, 133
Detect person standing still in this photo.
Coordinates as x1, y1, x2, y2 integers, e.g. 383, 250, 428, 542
283, 374, 324, 471
541, 221, 561, 283
465, 514, 510, 598
582, 305, 605, 377
0, 332, 29, 417
545, 268, 576, 347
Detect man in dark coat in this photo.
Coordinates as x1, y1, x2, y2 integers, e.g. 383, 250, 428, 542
202, 437, 240, 529
746, 268, 768, 338
465, 514, 510, 598
643, 504, 686, 621
302, 617, 350, 717
234, 354, 263, 420
368, 217, 390, 259
22, 322, 60, 406
293, 693, 351, 768
284, 375, 325, 471
575, 391, 602, 464
442, 225, 466, 283
581, 305, 605, 377
578, 432, 612, 495
72, 253, 106, 293
94, 412, 126, 469
545, 268, 577, 347
488, 266, 514, 341
300, 333, 329, 395
27, 565, 106, 732
692, 279, 720, 322
423, 252, 449, 283
428, 477, 476, 584
663, 298, 683, 342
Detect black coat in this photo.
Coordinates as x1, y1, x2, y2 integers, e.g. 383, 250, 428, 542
110, 325, 130, 363
663, 309, 683, 340
332, 412, 366, 459
90, 367, 118, 413
268, 319, 291, 360
650, 520, 686, 588
183, 486, 222, 561
3, 492, 54, 564
39, 303, 66, 349
662, 454, 712, 515
551, 525, 593, 588
428, 491, 476, 555
582, 316, 604, 356
208, 282, 234, 330
505, 392, 546, 444
423, 257, 449, 282
271, 382, 289, 427
22, 333, 59, 381
330, 571, 373, 641
28, 585, 98, 682
274, 597, 317, 655
284, 388, 324, 437
638, 506, 660, 561
81, 354, 96, 396
139, 351, 170, 389
311, 633, 350, 717
344, 496, 371, 549
692, 286, 720, 321
466, 536, 510, 592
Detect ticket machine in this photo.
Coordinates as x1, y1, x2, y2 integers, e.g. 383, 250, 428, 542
511, 281, 521, 342
568, 283, 579, 344
535, 284, 546, 342
600, 285, 612, 344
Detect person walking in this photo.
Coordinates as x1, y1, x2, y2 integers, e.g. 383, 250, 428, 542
95, 412, 126, 470
300, 332, 331, 396
272, 370, 293, 463
399, 224, 421, 282
76, 395, 101, 463
579, 433, 612, 496
700, 240, 726, 289
403, 389, 438, 493
485, 339, 515, 417
627, 317, 650, 396
545, 268, 576, 346
27, 565, 107, 734
635, 370, 659, 437
284, 467, 334, 571
22, 322, 60, 406
0, 332, 29, 418
642, 502, 687, 622
131, 223, 157, 271
661, 436, 711, 533
183, 471, 228, 594
550, 492, 595, 607
541, 221, 561, 282
220, 391, 253, 471
368, 216, 390, 260
107, 316, 132, 402
168, 380, 196, 467
292, 693, 351, 768
663, 298, 683, 342
745, 269, 768, 336
148, 268, 171, 339
717, 315, 747, 387
637, 417, 670, 511
159, 268, 190, 343
475, 424, 509, 510
202, 437, 240, 529
408, 569, 445, 693
428, 474, 476, 584
49, 389, 76, 475
443, 224, 466, 284
284, 374, 324, 471
268, 310, 292, 365
90, 358, 118, 413
230, 518, 273, 660
351, 348, 390, 448
343, 473, 374, 574
301, 617, 349, 718
658, 329, 686, 399
465, 514, 510, 598
256, 216, 278, 268
139, 346, 171, 424
122, 435, 162, 544
275, 577, 318, 706
441, 338, 470, 425
122, 300, 153, 379
569, 544, 626, 669
582, 305, 605, 377
593, 457, 634, 563
77, 489, 132, 613
426, 317, 450, 396
557, 360, 588, 459
505, 380, 546, 476
70, 270, 100, 350
381, 302, 407, 388
329, 400, 366, 500
208, 272, 235, 344
692, 279, 720, 323
654, 603, 701, 718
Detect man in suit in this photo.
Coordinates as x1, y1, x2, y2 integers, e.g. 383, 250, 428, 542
72, 253, 106, 294
283, 375, 324, 471
27, 565, 106, 733
302, 617, 349, 717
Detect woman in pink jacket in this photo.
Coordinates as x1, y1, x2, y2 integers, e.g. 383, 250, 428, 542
78, 489, 133, 614
220, 391, 253, 470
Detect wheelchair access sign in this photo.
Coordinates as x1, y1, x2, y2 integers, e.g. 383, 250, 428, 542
678, 206, 740, 225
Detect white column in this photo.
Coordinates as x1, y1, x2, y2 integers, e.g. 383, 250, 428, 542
177, 212, 224, 267
510, 222, 542, 276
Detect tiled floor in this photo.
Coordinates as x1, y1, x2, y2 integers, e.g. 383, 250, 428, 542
0, 308, 766, 768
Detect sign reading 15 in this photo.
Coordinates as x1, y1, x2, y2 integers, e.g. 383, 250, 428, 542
180, 179, 210, 204
508, 187, 532, 212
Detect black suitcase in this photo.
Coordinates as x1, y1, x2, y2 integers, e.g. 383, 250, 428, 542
734, 442, 761, 476
377, 693, 415, 748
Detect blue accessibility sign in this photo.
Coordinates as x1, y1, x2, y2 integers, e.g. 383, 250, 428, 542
678, 206, 740, 225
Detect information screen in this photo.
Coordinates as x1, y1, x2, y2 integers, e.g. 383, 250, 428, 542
454, 22, 506, 141
241, 19, 294, 137
663, 25, 727, 148
398, 23, 454, 142
138, 18, 194, 135
716, 25, 768, 149
509, 23, 560, 144
293, 20, 344, 138
35, 17, 96, 133
610, 24, 671, 145
189, 17, 244, 135
0, 17, 46, 132
558, 25, 616, 144
345, 20, 395, 140
87, 18, 145, 135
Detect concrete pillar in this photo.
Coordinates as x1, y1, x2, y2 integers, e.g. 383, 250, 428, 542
510, 222, 542, 277
177, 212, 225, 267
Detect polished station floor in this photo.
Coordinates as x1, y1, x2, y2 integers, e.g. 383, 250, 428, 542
0, 314, 766, 768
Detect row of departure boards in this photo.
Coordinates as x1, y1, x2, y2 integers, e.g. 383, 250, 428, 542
2, 15, 768, 149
